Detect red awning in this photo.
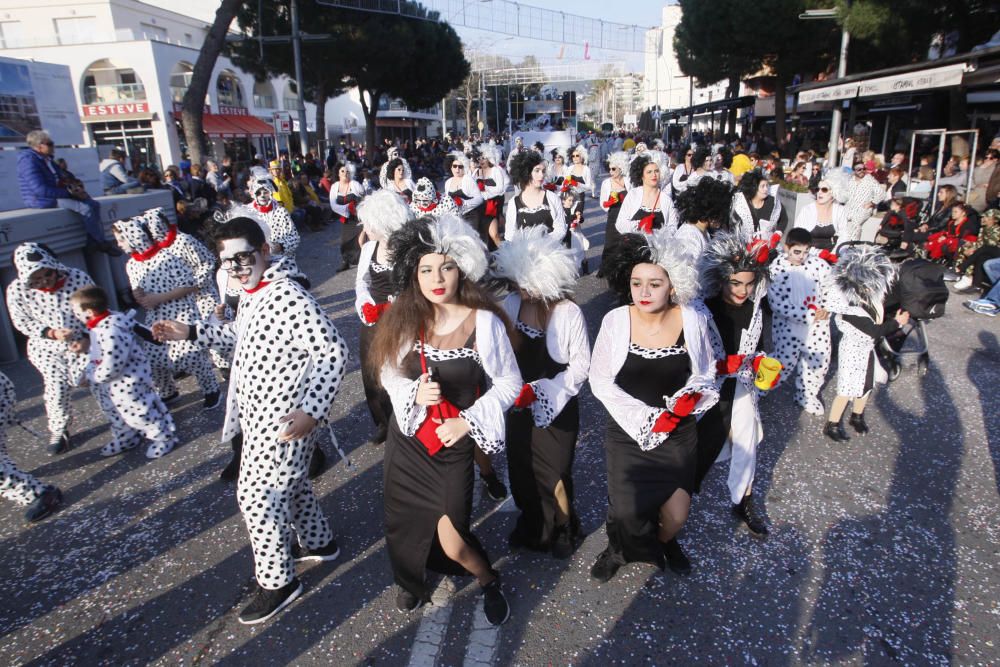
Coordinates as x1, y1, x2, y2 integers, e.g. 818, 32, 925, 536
225, 114, 275, 137
173, 112, 272, 138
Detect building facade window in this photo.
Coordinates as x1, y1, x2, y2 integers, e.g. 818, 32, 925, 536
54, 17, 98, 46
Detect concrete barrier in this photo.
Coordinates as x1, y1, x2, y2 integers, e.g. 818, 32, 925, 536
0, 190, 175, 364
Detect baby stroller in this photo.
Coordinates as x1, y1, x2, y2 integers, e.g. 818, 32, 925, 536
878, 197, 924, 252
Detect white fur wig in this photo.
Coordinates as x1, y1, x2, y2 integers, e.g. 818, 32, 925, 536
489, 226, 578, 303
447, 150, 472, 172
379, 148, 413, 188
572, 144, 589, 165
389, 213, 489, 292
831, 244, 898, 314
478, 142, 502, 166
645, 149, 671, 184
607, 150, 630, 173
357, 188, 413, 240
549, 146, 568, 164
634, 142, 648, 154
602, 230, 700, 305
823, 168, 852, 204
698, 228, 778, 300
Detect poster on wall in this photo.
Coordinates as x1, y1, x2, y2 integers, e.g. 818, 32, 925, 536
0, 60, 41, 144
0, 56, 85, 146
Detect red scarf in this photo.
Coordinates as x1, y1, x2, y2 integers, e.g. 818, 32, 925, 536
416, 201, 438, 213
36, 276, 67, 293
253, 201, 274, 214
86, 310, 111, 329
156, 224, 178, 250
242, 280, 270, 294
130, 244, 160, 262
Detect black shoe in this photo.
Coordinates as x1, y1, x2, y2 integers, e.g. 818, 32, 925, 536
396, 587, 424, 613
662, 538, 692, 576
238, 579, 303, 625
203, 391, 222, 411
590, 547, 625, 583
848, 412, 869, 434
291, 537, 340, 563
823, 420, 850, 442
482, 580, 510, 626
481, 472, 508, 501
550, 524, 574, 560
732, 495, 769, 538
25, 487, 62, 522
220, 434, 243, 482
308, 446, 326, 479
49, 431, 70, 455
162, 390, 181, 405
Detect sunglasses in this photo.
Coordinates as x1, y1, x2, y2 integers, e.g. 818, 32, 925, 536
220, 250, 259, 272
818, 187, 831, 192
686, 152, 693, 157
452, 164, 464, 169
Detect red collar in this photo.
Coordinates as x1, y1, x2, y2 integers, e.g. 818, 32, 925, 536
86, 310, 111, 329
156, 224, 178, 250
36, 276, 67, 293
253, 201, 274, 214
130, 244, 160, 262
416, 201, 437, 212
242, 280, 270, 294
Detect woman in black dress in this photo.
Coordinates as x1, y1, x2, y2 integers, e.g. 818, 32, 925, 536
598, 151, 631, 270
443, 151, 483, 229
370, 214, 521, 624
504, 151, 568, 243
730, 169, 786, 238
354, 189, 414, 444
589, 231, 719, 582
616, 154, 676, 236
491, 226, 591, 558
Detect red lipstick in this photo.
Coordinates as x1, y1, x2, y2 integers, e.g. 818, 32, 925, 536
432, 288, 446, 295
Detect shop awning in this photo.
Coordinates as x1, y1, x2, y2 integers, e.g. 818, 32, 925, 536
173, 112, 271, 138
665, 95, 755, 119
225, 115, 275, 137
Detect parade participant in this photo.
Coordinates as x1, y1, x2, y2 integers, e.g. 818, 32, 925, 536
598, 151, 631, 267
248, 173, 301, 275
473, 144, 509, 249
843, 160, 885, 242
368, 213, 520, 624
491, 227, 590, 558
6, 243, 94, 454
443, 151, 483, 227
731, 169, 785, 239
355, 190, 414, 445
793, 177, 848, 251
546, 147, 568, 190
823, 246, 906, 441
68, 285, 177, 459
409, 177, 458, 219
378, 146, 413, 192
670, 145, 695, 196
0, 370, 63, 521
565, 145, 594, 202
589, 231, 718, 582
113, 217, 220, 409
673, 177, 734, 257
384, 156, 417, 204
329, 162, 366, 272
616, 154, 677, 236
505, 151, 568, 242
695, 229, 781, 538
767, 228, 836, 416
153, 216, 348, 625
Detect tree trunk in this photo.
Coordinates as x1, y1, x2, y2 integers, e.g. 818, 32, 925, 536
314, 79, 328, 160
774, 76, 787, 147
181, 0, 243, 166
360, 88, 381, 161
725, 74, 740, 138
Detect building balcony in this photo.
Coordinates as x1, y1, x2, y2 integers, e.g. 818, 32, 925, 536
83, 83, 147, 105
252, 94, 275, 109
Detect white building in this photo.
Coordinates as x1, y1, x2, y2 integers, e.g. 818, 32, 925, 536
0, 0, 436, 170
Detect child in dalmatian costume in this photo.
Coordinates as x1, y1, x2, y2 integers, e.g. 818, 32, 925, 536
0, 371, 63, 521
822, 246, 907, 442
6, 243, 95, 454
767, 228, 837, 416
113, 217, 220, 408
409, 177, 457, 219
247, 174, 301, 276
153, 217, 348, 625
695, 229, 781, 539
141, 208, 228, 371
68, 285, 177, 459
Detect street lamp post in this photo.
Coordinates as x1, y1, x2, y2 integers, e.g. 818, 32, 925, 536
800, 7, 850, 169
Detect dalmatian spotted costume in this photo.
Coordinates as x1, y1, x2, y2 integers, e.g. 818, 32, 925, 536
0, 371, 57, 506
74, 310, 177, 458
767, 250, 834, 415
115, 217, 219, 401
247, 177, 301, 275
6, 243, 94, 445
194, 260, 348, 591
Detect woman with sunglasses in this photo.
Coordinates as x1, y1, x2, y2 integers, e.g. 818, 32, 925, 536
793, 178, 847, 251
671, 145, 695, 196
599, 151, 632, 265
443, 152, 483, 225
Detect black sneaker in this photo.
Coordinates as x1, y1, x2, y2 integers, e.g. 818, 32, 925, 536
49, 431, 70, 455
25, 487, 62, 523
219, 435, 243, 482
203, 391, 222, 411
732, 495, 769, 538
396, 587, 424, 613
308, 446, 327, 479
482, 580, 510, 626
848, 412, 869, 434
238, 579, 303, 625
590, 547, 625, 583
550, 524, 574, 560
662, 538, 692, 576
481, 472, 508, 501
291, 538, 340, 563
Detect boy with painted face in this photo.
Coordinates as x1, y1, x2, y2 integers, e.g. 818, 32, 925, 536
5, 243, 95, 454
68, 285, 177, 458
247, 175, 301, 275
152, 217, 348, 626
767, 228, 836, 416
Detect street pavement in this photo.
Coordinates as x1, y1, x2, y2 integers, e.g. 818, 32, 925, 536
1, 189, 999, 666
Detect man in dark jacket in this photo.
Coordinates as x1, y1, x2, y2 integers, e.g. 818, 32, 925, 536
16, 130, 117, 255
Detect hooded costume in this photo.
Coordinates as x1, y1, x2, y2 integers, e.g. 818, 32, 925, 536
0, 371, 60, 511
247, 176, 301, 274
409, 177, 458, 219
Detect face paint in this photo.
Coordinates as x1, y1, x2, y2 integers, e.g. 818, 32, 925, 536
219, 238, 266, 290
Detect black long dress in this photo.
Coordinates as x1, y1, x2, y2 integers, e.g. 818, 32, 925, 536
513, 194, 571, 248
449, 186, 483, 235
334, 191, 362, 266
383, 314, 494, 601
506, 319, 579, 550
601, 187, 629, 266
474, 176, 502, 249
359, 242, 394, 438
604, 332, 697, 565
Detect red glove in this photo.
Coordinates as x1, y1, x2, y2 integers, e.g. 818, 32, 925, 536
638, 213, 655, 234
602, 192, 620, 208
362, 302, 390, 324
818, 249, 838, 264
752, 355, 763, 373
652, 411, 681, 434
716, 354, 745, 375
476, 179, 486, 192
485, 198, 498, 218
514, 383, 536, 409
451, 195, 463, 207
671, 392, 702, 418
543, 182, 557, 191
348, 200, 357, 216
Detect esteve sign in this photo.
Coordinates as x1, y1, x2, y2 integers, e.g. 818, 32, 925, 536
82, 102, 150, 117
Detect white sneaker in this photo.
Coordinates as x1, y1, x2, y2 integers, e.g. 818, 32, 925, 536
953, 276, 973, 291
802, 398, 825, 417
100, 438, 140, 457
146, 438, 176, 459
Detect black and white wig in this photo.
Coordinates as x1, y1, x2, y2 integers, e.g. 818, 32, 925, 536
488, 226, 578, 303
509, 150, 544, 189
444, 151, 471, 172
675, 177, 735, 229
831, 245, 898, 316
388, 213, 489, 293
358, 189, 413, 240
602, 229, 700, 305
698, 228, 779, 300
628, 154, 653, 188
606, 150, 630, 174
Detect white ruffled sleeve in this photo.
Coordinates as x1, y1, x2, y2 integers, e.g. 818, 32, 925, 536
459, 310, 521, 454
546, 190, 568, 240
588, 307, 667, 451
380, 343, 426, 436
354, 240, 377, 324
599, 179, 613, 211
530, 301, 591, 429
663, 302, 719, 416
459, 174, 484, 213
615, 190, 641, 234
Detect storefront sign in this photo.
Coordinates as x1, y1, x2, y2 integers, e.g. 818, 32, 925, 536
273, 111, 292, 134
857, 64, 965, 98
82, 102, 150, 117
218, 105, 249, 116
798, 82, 859, 105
